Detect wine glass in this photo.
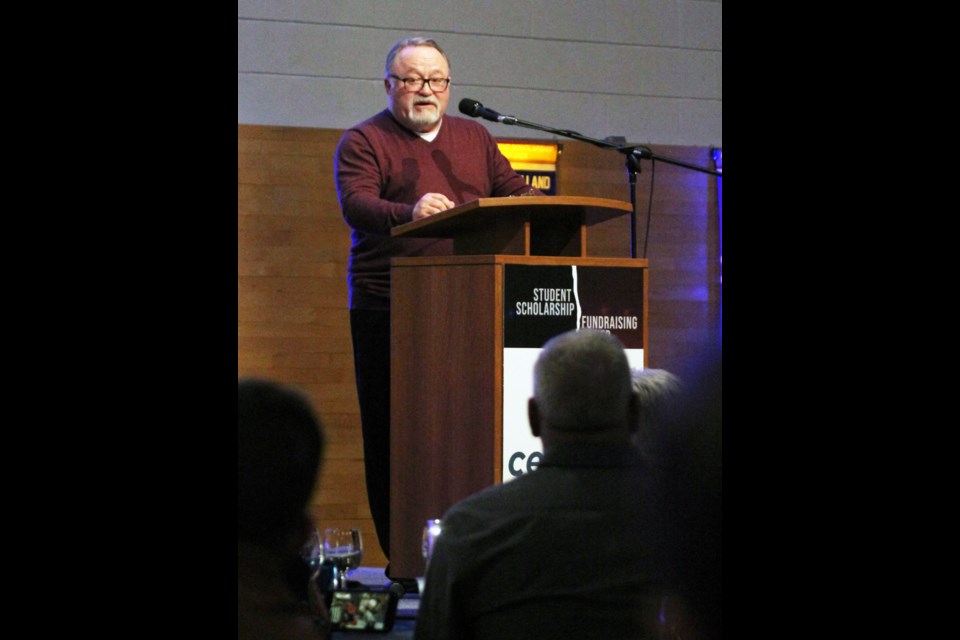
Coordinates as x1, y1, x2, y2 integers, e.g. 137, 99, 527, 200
419, 518, 442, 593
323, 527, 363, 590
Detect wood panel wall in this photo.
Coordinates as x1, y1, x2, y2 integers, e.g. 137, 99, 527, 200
238, 124, 720, 569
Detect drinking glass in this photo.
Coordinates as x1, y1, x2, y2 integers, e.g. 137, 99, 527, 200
323, 527, 363, 590
419, 519, 442, 594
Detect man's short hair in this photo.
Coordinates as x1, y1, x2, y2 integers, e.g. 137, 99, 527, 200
632, 368, 683, 429
630, 368, 683, 456
384, 36, 449, 76
533, 330, 633, 432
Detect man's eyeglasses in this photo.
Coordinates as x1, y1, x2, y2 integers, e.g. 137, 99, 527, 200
389, 75, 451, 93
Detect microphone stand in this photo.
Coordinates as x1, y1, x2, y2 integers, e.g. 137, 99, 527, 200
494, 115, 721, 259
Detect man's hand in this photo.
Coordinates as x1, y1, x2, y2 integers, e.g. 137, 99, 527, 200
413, 192, 456, 220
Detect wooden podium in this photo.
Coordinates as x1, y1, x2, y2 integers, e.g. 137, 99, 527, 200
388, 196, 648, 578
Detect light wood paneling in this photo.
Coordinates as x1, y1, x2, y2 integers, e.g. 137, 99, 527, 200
237, 124, 389, 566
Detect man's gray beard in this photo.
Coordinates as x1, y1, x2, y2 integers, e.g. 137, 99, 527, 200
404, 107, 440, 131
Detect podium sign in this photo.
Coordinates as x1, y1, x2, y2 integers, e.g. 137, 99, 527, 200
501, 264, 646, 480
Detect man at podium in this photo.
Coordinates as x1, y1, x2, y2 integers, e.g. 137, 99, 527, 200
334, 35, 541, 576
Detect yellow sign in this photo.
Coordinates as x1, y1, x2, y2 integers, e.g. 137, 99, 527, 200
498, 141, 559, 194
497, 142, 559, 171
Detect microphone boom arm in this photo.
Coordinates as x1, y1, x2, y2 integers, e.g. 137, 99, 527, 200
498, 116, 720, 177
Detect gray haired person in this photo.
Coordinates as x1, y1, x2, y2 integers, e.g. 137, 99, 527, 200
415, 330, 667, 640
630, 368, 683, 462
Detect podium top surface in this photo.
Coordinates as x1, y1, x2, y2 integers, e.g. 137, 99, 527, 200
391, 196, 632, 239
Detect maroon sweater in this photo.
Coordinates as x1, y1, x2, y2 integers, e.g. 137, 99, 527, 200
335, 110, 535, 309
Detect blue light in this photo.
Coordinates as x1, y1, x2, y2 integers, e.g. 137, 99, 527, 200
711, 149, 722, 339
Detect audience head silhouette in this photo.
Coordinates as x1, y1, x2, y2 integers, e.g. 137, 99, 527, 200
238, 377, 325, 552
237, 378, 330, 640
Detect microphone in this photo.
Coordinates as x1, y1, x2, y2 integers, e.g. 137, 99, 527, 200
458, 98, 517, 124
